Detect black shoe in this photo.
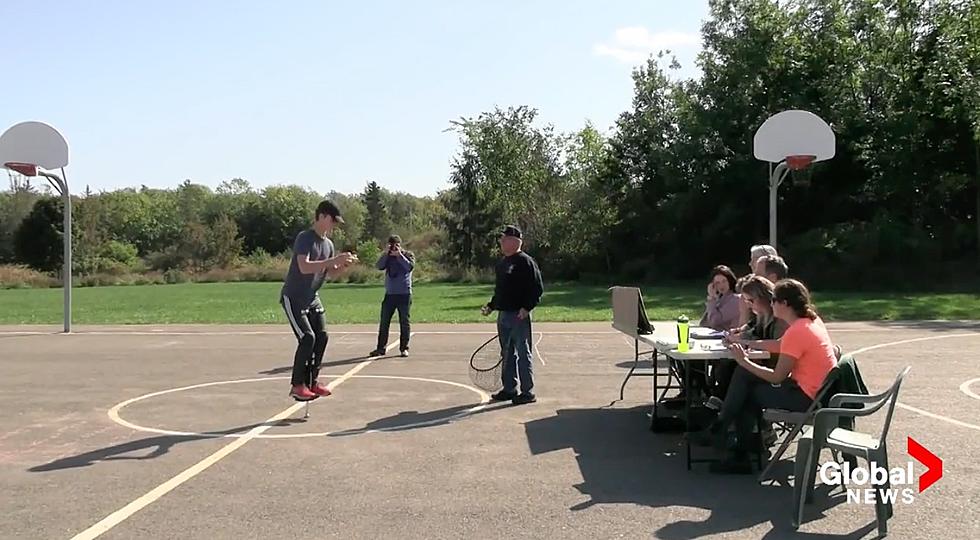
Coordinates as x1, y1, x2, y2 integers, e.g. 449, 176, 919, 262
368, 349, 385, 358
491, 390, 518, 401
512, 393, 537, 405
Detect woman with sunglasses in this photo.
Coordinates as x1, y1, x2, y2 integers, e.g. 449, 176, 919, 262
710, 275, 787, 403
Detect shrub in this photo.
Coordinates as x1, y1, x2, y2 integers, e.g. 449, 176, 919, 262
0, 264, 60, 288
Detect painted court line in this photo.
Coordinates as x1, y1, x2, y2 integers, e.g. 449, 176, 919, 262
959, 378, 980, 402
0, 330, 619, 336
0, 330, 377, 336
896, 403, 980, 432
849, 332, 980, 433
71, 336, 407, 539
108, 374, 489, 440
70, 401, 307, 540
534, 333, 546, 366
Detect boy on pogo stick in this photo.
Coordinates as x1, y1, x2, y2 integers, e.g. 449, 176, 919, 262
280, 200, 358, 401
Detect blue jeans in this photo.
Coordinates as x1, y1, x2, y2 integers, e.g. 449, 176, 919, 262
497, 311, 534, 394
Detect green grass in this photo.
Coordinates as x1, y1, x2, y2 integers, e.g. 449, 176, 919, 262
0, 282, 977, 325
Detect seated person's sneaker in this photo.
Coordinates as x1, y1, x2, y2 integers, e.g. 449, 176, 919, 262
490, 390, 518, 401
512, 393, 537, 405
310, 381, 332, 397
705, 396, 724, 411
290, 384, 316, 401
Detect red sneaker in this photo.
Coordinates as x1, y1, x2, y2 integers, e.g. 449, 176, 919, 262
290, 384, 316, 401
310, 381, 332, 397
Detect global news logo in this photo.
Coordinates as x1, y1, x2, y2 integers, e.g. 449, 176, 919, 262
817, 437, 942, 505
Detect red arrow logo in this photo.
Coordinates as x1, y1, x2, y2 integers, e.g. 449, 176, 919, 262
908, 437, 942, 492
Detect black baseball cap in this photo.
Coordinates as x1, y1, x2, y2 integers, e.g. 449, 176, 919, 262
501, 225, 522, 239
316, 200, 344, 223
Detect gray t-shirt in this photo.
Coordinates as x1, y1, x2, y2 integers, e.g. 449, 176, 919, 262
281, 229, 334, 307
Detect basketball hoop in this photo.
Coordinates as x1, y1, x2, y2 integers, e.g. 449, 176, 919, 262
4, 161, 38, 177
1, 121, 73, 333
785, 155, 815, 171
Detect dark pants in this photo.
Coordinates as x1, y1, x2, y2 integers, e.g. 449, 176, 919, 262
376, 293, 411, 351
282, 296, 328, 386
712, 359, 737, 399
497, 311, 534, 395
715, 366, 812, 454
712, 355, 778, 400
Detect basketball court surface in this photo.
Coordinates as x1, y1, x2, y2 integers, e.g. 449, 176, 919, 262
2, 321, 978, 539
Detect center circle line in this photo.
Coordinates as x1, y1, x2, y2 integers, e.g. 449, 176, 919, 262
108, 375, 491, 439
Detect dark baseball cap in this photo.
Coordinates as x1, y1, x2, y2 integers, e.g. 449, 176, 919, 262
501, 225, 522, 239
316, 200, 344, 223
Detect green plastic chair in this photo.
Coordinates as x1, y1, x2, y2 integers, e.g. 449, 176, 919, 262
792, 366, 912, 535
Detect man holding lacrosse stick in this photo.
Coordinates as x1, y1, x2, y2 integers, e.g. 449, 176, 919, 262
280, 200, 358, 401
481, 225, 544, 405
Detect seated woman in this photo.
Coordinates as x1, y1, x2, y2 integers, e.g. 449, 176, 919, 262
731, 276, 789, 352
692, 278, 837, 474
671, 265, 741, 404
699, 265, 740, 331
710, 275, 788, 402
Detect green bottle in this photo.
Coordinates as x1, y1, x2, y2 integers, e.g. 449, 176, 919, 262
676, 315, 690, 352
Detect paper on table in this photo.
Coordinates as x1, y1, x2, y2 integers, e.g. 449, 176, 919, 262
690, 327, 725, 339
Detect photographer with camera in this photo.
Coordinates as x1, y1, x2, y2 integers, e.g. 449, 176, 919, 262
368, 235, 415, 358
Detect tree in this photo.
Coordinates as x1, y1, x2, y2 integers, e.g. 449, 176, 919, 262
441, 151, 500, 268
361, 180, 392, 245
238, 185, 321, 255
447, 106, 565, 246
0, 181, 40, 263
553, 123, 618, 275
14, 197, 64, 273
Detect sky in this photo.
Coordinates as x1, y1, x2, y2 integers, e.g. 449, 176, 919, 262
1, 0, 710, 197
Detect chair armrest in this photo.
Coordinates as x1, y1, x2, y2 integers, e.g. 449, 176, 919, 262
813, 402, 884, 421
763, 409, 810, 423
828, 389, 890, 407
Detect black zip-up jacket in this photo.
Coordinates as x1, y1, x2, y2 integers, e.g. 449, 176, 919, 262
488, 251, 544, 312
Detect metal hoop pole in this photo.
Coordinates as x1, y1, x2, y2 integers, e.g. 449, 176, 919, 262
768, 161, 789, 248
39, 168, 71, 333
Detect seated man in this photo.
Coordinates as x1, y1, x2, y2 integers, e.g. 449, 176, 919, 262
736, 244, 779, 328
729, 253, 789, 338
758, 254, 788, 283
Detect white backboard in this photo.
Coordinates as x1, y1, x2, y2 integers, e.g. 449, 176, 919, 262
753, 110, 835, 164
0, 121, 70, 171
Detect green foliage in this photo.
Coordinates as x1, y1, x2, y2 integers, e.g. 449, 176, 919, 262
3, 0, 979, 290
0, 183, 40, 263
445, 106, 565, 259
238, 185, 321, 255
357, 242, 382, 270
361, 181, 392, 245
14, 197, 64, 273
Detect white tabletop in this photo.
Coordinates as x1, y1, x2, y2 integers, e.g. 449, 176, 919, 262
655, 339, 770, 361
